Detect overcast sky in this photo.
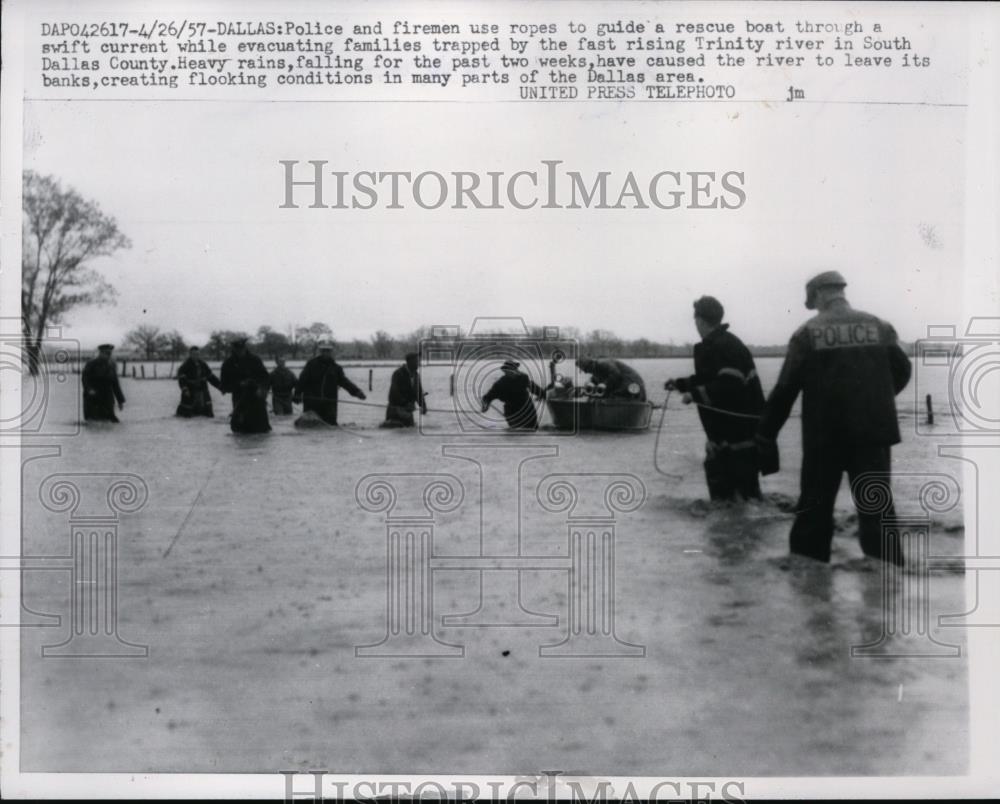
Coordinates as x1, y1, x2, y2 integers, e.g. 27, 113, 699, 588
24, 97, 965, 348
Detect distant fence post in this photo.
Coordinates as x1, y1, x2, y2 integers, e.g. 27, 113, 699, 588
368, 368, 373, 392
131, 366, 137, 379
140, 365, 145, 379
925, 394, 934, 425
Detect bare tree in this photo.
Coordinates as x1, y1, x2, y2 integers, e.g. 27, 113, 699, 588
205, 330, 251, 360
123, 325, 166, 359
21, 171, 130, 373
370, 329, 395, 359
163, 330, 188, 360
294, 322, 333, 356
256, 325, 291, 360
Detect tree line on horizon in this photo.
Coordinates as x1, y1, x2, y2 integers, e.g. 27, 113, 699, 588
115, 322, 793, 362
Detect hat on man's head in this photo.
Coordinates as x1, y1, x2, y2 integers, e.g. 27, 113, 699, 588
231, 337, 248, 347
405, 352, 419, 361
317, 340, 335, 351
805, 271, 847, 310
693, 296, 724, 326
500, 360, 520, 373
97, 343, 114, 352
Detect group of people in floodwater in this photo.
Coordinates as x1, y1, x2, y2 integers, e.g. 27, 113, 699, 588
80, 270, 914, 568
80, 337, 647, 435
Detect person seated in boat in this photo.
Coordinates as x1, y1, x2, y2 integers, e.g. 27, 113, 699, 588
481, 360, 546, 430
547, 373, 576, 399
577, 357, 647, 401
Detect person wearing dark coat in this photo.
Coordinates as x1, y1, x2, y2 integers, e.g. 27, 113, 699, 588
578, 357, 647, 401
219, 338, 271, 434
382, 352, 426, 428
269, 356, 298, 416
667, 297, 766, 502
757, 272, 912, 566
293, 341, 366, 425
481, 360, 545, 431
176, 346, 222, 418
82, 344, 125, 423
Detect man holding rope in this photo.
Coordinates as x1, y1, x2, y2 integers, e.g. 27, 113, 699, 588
293, 341, 367, 426
665, 296, 765, 502
756, 272, 911, 566
382, 352, 427, 428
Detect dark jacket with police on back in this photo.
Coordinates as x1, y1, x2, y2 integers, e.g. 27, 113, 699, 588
674, 324, 764, 446
758, 300, 911, 449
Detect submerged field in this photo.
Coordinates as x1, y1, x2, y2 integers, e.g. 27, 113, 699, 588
19, 359, 968, 775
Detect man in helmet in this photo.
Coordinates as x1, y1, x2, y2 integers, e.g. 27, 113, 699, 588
757, 271, 912, 566
665, 296, 766, 501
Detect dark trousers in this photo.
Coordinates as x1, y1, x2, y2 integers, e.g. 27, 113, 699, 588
504, 403, 538, 431
303, 399, 338, 426
790, 442, 903, 565
704, 442, 761, 501
83, 391, 119, 422
382, 404, 415, 427
272, 394, 293, 415
231, 390, 271, 434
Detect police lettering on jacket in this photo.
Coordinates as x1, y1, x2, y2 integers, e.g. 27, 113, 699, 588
759, 301, 912, 449
807, 321, 882, 350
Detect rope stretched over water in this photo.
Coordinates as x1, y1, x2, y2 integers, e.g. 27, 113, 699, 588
653, 390, 684, 479
653, 391, 764, 479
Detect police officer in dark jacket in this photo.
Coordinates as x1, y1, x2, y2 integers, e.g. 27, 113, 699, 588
578, 357, 647, 401
757, 272, 912, 566
220, 338, 271, 434
481, 360, 545, 430
82, 344, 125, 422
666, 297, 765, 501
383, 352, 426, 428
176, 346, 221, 418
293, 341, 366, 426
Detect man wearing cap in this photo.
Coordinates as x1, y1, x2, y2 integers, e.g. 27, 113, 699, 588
176, 345, 222, 418
757, 271, 912, 566
481, 360, 546, 431
220, 337, 271, 433
269, 356, 298, 416
577, 357, 647, 401
81, 344, 126, 423
665, 297, 766, 501
293, 341, 366, 426
382, 352, 427, 428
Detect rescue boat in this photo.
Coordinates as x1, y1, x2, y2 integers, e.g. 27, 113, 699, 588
543, 360, 652, 431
